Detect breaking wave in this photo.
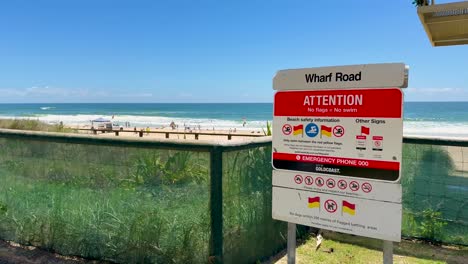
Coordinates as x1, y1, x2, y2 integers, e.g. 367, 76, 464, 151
0, 114, 268, 131
0, 114, 467, 137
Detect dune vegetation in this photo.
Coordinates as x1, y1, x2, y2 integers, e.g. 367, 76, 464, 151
0, 119, 76, 133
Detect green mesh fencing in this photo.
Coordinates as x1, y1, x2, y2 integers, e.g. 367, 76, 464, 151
402, 141, 468, 245
0, 137, 211, 263
0, 133, 466, 264
222, 145, 286, 264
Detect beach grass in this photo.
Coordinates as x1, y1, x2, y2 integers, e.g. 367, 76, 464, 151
0, 136, 290, 263
0, 119, 76, 133
222, 146, 291, 263
0, 136, 292, 263
0, 138, 212, 263
0, 174, 210, 263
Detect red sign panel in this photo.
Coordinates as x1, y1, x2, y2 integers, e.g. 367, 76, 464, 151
274, 89, 402, 118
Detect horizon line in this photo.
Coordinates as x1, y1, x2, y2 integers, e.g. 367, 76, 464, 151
0, 101, 467, 104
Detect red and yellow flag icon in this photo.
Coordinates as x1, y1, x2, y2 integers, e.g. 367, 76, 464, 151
293, 124, 303, 135
342, 200, 356, 215
308, 196, 320, 209
321, 125, 332, 137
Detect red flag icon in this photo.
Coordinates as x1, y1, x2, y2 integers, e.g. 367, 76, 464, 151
361, 126, 370, 135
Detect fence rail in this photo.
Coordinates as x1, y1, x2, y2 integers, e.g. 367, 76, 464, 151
78, 128, 265, 140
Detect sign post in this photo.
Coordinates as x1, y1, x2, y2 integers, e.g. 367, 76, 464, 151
287, 223, 296, 264
272, 63, 408, 264
383, 240, 394, 264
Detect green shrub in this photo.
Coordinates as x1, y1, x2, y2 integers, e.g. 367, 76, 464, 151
419, 209, 447, 242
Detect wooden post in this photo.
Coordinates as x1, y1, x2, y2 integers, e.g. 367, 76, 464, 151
195, 133, 199, 140
115, 131, 119, 136
228, 135, 232, 140
165, 132, 169, 139
139, 131, 143, 137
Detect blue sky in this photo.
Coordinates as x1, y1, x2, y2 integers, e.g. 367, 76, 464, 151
0, 0, 467, 103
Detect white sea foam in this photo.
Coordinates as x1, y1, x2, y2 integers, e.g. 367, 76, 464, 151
0, 114, 268, 131
404, 121, 468, 138
1, 114, 467, 137
40, 107, 56, 110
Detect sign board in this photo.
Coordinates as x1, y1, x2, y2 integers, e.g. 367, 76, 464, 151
272, 88, 403, 182
272, 187, 402, 241
273, 170, 402, 203
271, 63, 406, 244
273, 63, 408, 91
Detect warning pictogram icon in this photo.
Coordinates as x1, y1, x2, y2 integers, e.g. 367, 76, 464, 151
326, 178, 336, 189
315, 177, 324, 187
324, 199, 338, 213
304, 176, 313, 185
350, 181, 360, 191
338, 179, 347, 190
333, 125, 345, 137
362, 182, 372, 193
282, 124, 292, 135
294, 175, 303, 184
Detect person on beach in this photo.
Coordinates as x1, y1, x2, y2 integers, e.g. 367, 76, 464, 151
170, 121, 176, 130
146, 126, 150, 135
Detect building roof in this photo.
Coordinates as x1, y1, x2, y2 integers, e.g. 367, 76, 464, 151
418, 1, 468, 46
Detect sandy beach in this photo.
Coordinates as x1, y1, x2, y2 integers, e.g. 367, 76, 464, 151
73, 124, 267, 142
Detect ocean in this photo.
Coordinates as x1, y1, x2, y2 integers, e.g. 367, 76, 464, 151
0, 102, 466, 138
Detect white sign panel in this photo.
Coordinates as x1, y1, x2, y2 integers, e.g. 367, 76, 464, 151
272, 170, 402, 203
272, 88, 403, 182
272, 187, 402, 242
273, 63, 408, 90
